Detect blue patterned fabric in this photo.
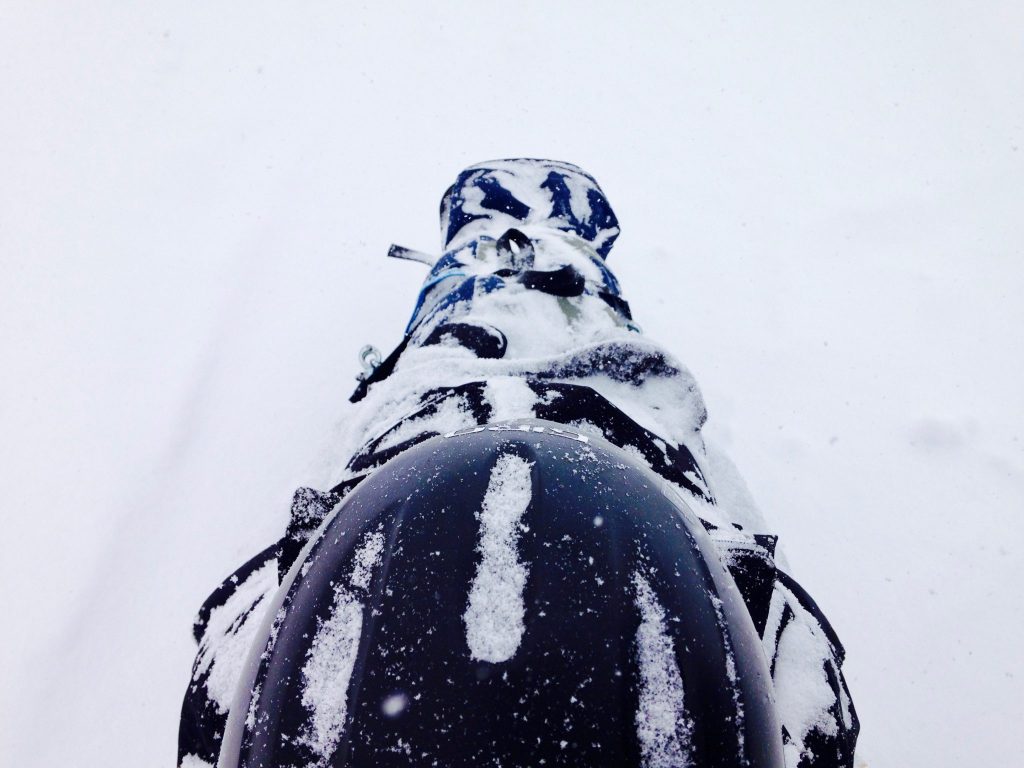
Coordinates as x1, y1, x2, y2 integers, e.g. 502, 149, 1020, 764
440, 159, 620, 258
397, 161, 626, 338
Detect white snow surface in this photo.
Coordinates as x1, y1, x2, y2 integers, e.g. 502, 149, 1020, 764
464, 453, 533, 663
2, 5, 1023, 768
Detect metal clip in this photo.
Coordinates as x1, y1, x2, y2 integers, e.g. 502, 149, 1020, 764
356, 344, 382, 381
495, 228, 535, 271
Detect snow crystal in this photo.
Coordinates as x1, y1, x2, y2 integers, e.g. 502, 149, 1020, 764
464, 453, 533, 663
299, 526, 385, 764
632, 571, 692, 768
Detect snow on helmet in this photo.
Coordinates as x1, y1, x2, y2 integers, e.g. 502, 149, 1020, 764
222, 421, 783, 768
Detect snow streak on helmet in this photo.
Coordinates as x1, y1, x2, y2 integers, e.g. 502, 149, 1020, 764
220, 421, 784, 768
440, 159, 620, 259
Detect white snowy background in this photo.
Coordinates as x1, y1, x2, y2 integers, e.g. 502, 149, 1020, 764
2, 3, 1022, 766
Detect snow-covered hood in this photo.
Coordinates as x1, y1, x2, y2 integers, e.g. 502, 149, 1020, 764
403, 160, 627, 340
439, 158, 620, 258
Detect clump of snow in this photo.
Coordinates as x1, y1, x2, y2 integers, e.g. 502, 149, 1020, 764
348, 527, 385, 590
299, 589, 363, 762
620, 443, 648, 463
299, 525, 385, 764
484, 376, 538, 421
375, 393, 477, 452
464, 453, 533, 663
567, 417, 605, 440
193, 559, 278, 713
632, 571, 692, 768
179, 754, 214, 768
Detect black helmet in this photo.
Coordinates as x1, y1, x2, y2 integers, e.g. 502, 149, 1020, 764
221, 420, 783, 768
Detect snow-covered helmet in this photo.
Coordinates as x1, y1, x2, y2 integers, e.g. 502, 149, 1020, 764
221, 421, 783, 767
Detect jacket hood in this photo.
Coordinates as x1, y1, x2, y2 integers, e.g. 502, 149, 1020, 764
440, 159, 620, 259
